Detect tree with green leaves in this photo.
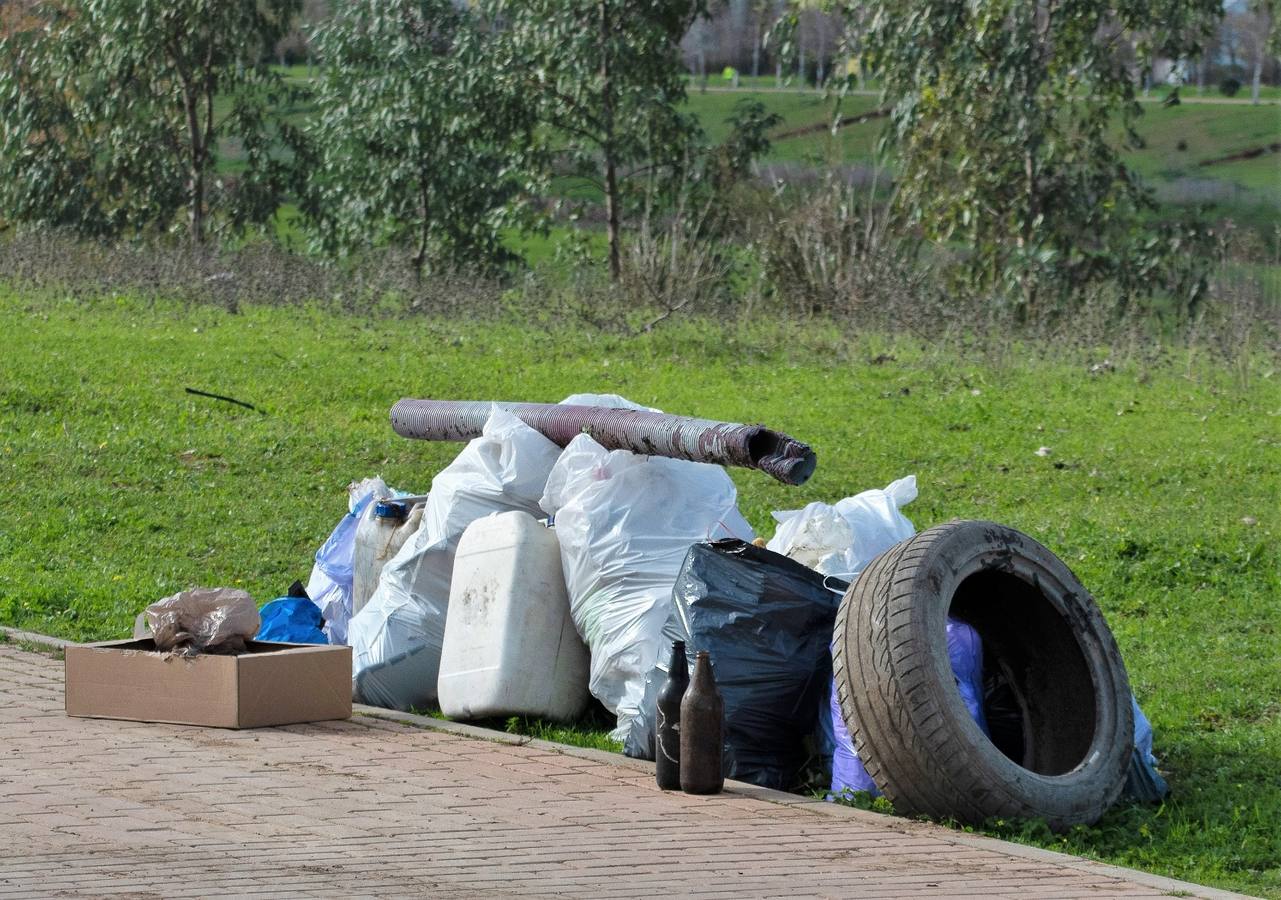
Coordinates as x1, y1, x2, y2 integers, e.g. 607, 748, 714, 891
300, 0, 541, 275
0, 0, 299, 245
482, 0, 708, 279
819, 0, 1222, 312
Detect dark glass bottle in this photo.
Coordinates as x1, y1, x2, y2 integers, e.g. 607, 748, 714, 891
680, 650, 724, 795
655, 641, 688, 790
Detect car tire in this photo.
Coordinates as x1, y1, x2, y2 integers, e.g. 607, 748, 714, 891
832, 520, 1133, 829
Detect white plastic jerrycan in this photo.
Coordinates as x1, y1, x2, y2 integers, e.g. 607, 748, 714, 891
352, 496, 427, 617
438, 510, 590, 722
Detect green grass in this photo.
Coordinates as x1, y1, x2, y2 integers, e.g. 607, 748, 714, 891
406, 703, 622, 753
1, 292, 1278, 895
1154, 83, 1281, 102
0, 629, 65, 660
685, 89, 1280, 244
686, 88, 1280, 186
684, 90, 886, 166
686, 73, 838, 91
691, 77, 1281, 102
687, 75, 1281, 102
1125, 102, 1281, 192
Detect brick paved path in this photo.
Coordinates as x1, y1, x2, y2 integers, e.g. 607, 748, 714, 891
0, 641, 1244, 899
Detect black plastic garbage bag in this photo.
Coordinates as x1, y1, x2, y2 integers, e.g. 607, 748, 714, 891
670, 539, 845, 790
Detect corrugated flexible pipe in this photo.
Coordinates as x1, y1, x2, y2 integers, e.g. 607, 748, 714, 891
389, 399, 817, 486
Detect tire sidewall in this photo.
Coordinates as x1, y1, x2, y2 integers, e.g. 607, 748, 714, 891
845, 520, 1134, 827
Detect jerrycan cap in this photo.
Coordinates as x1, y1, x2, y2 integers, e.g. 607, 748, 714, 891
374, 500, 409, 520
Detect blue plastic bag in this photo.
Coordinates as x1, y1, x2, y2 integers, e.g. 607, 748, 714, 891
829, 625, 1169, 804
306, 477, 391, 645
1124, 696, 1169, 802
256, 596, 328, 645
830, 617, 988, 798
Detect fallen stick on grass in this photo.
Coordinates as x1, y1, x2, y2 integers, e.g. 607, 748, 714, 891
184, 387, 259, 412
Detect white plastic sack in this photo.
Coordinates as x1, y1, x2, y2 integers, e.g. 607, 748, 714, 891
305, 476, 390, 645
349, 407, 562, 710
766, 502, 854, 573
834, 475, 918, 575
541, 432, 754, 742
768, 475, 917, 579
559, 392, 659, 412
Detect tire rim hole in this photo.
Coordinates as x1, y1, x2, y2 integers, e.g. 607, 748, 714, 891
949, 568, 1097, 777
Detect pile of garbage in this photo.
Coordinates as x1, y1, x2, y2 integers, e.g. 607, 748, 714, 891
244, 393, 1167, 828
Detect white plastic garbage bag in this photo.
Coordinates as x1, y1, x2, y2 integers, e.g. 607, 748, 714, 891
768, 475, 918, 579
349, 407, 562, 711
306, 476, 390, 645
541, 432, 754, 743
833, 475, 918, 576
766, 502, 855, 574
559, 392, 659, 412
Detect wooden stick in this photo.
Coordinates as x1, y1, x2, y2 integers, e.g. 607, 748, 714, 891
184, 387, 259, 412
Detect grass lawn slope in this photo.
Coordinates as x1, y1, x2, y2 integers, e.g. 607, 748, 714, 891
1, 292, 1278, 896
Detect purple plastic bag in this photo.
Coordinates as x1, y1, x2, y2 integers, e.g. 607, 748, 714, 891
830, 617, 988, 798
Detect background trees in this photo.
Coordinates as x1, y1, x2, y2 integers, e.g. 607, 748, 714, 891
483, 0, 708, 280
0, 0, 1272, 310
300, 0, 541, 275
0, 0, 299, 245
824, 0, 1223, 312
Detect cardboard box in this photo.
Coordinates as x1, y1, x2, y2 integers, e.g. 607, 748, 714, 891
65, 639, 352, 729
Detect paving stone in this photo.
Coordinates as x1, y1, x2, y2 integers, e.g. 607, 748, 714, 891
0, 643, 1242, 900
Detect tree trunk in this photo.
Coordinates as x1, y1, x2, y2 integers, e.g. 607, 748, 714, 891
816, 24, 826, 88
190, 167, 205, 246
600, 1, 621, 281
604, 151, 621, 280
181, 92, 205, 246
752, 21, 761, 77
1250, 50, 1263, 104
1020, 149, 1037, 317
412, 178, 431, 279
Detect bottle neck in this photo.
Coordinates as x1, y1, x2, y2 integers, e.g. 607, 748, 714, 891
669, 642, 688, 675
691, 653, 715, 691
